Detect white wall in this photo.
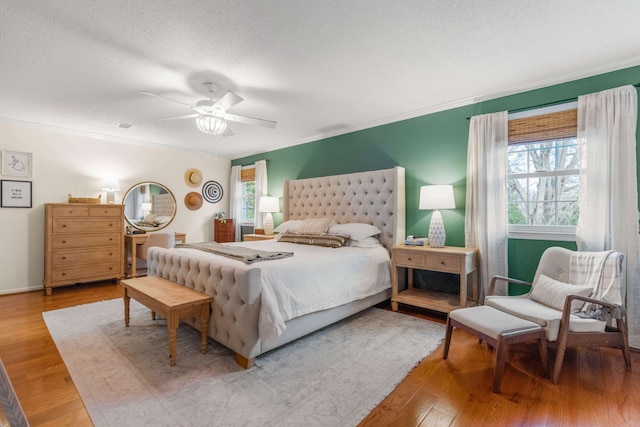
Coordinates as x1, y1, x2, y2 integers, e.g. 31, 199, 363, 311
0, 122, 230, 294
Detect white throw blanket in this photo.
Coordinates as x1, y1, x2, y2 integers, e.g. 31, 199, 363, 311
569, 251, 624, 306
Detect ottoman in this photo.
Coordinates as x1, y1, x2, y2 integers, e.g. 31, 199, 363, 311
443, 305, 548, 392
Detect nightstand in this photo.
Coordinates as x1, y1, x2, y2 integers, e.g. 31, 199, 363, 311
391, 245, 478, 314
243, 233, 275, 242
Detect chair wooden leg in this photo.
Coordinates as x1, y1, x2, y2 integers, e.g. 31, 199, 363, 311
537, 330, 549, 378
443, 317, 453, 359
617, 317, 632, 370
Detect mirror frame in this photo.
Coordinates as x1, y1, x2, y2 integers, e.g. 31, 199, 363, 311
122, 181, 177, 232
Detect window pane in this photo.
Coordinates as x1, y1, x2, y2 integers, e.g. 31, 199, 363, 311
557, 202, 579, 226
508, 202, 528, 224
530, 202, 556, 226
555, 138, 579, 171
507, 146, 527, 174
557, 175, 579, 201
528, 142, 554, 172
507, 178, 527, 203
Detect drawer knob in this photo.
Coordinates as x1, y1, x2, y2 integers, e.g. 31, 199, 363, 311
62, 224, 67, 228
62, 256, 66, 260
441, 261, 446, 265
62, 240, 66, 244
61, 273, 66, 276
407, 257, 412, 261
109, 238, 113, 241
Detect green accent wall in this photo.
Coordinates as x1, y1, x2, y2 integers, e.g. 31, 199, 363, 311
234, 65, 640, 295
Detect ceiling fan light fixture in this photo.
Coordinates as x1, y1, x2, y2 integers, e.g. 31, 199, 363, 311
196, 114, 227, 135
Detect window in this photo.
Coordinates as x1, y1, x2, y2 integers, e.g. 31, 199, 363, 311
507, 104, 579, 240
240, 167, 256, 224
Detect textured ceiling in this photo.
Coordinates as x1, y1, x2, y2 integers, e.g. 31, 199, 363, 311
2, 1, 640, 159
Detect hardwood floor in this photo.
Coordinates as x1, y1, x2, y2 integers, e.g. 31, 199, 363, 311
0, 282, 638, 426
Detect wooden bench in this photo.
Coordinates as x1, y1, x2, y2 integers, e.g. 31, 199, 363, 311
121, 276, 213, 366
443, 305, 548, 393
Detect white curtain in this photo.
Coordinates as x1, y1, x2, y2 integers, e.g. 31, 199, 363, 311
465, 111, 509, 299
254, 159, 268, 229
229, 165, 243, 241
576, 85, 640, 348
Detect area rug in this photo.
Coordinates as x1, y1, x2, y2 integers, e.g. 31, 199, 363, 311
43, 299, 444, 427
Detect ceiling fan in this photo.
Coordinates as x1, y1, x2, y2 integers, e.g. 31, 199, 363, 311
140, 82, 277, 136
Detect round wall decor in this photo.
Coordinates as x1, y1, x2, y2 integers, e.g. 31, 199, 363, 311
184, 192, 203, 210
202, 180, 223, 203
184, 168, 203, 188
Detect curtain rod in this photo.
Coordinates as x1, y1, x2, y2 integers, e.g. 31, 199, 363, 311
466, 82, 640, 120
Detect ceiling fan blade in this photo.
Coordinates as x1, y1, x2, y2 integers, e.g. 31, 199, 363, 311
139, 91, 194, 109
224, 113, 277, 129
221, 126, 234, 137
213, 91, 244, 111
154, 113, 199, 121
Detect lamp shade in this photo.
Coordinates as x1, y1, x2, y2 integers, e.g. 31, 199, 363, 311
100, 178, 120, 192
196, 114, 227, 135
419, 185, 455, 210
258, 196, 279, 213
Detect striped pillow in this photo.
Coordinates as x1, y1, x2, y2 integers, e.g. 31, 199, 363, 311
277, 232, 349, 248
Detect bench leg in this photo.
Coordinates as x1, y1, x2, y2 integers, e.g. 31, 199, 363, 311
493, 335, 508, 393
168, 313, 179, 366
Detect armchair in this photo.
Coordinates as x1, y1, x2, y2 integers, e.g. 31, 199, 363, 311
486, 247, 631, 383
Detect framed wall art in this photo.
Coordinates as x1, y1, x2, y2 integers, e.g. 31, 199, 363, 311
1, 180, 32, 208
2, 150, 32, 178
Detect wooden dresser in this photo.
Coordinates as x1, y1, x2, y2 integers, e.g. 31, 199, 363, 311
214, 219, 235, 242
44, 203, 124, 295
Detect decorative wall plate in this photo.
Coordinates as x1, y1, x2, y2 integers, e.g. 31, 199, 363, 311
202, 180, 223, 203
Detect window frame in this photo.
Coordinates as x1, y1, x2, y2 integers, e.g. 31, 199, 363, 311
507, 102, 579, 242
240, 166, 256, 226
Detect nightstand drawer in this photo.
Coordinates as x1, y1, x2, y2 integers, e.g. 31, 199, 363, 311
426, 254, 461, 273
395, 251, 425, 268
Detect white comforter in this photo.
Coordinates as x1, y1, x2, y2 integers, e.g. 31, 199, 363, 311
173, 240, 391, 345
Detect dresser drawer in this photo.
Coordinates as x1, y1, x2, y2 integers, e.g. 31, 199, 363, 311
52, 248, 121, 267
89, 205, 123, 217
51, 262, 121, 283
425, 254, 461, 273
52, 233, 121, 250
52, 218, 122, 233
395, 251, 425, 268
51, 205, 90, 217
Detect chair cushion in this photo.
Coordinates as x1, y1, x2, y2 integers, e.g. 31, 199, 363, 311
486, 296, 606, 341
529, 274, 593, 312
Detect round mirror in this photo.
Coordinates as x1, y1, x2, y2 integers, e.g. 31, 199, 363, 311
123, 182, 177, 232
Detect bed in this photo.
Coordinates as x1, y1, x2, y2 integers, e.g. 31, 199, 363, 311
147, 166, 406, 367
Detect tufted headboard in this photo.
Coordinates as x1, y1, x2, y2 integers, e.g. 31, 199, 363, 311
283, 166, 406, 250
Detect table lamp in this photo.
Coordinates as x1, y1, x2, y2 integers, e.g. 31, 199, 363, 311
419, 185, 455, 248
100, 178, 120, 204
259, 196, 279, 235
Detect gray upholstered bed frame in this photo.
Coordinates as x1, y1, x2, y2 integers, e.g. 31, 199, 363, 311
147, 166, 405, 368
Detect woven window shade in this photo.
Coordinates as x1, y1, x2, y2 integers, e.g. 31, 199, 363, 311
241, 167, 255, 182
508, 109, 577, 144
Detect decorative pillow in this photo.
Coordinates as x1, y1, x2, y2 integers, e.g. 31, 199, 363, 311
529, 274, 593, 312
277, 232, 349, 248
274, 220, 304, 234
142, 214, 157, 223
346, 236, 381, 248
328, 223, 381, 241
297, 218, 332, 235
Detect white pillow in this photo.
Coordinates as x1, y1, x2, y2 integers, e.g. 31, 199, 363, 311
329, 223, 381, 241
346, 236, 381, 248
274, 220, 304, 234
529, 274, 593, 312
297, 218, 332, 235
